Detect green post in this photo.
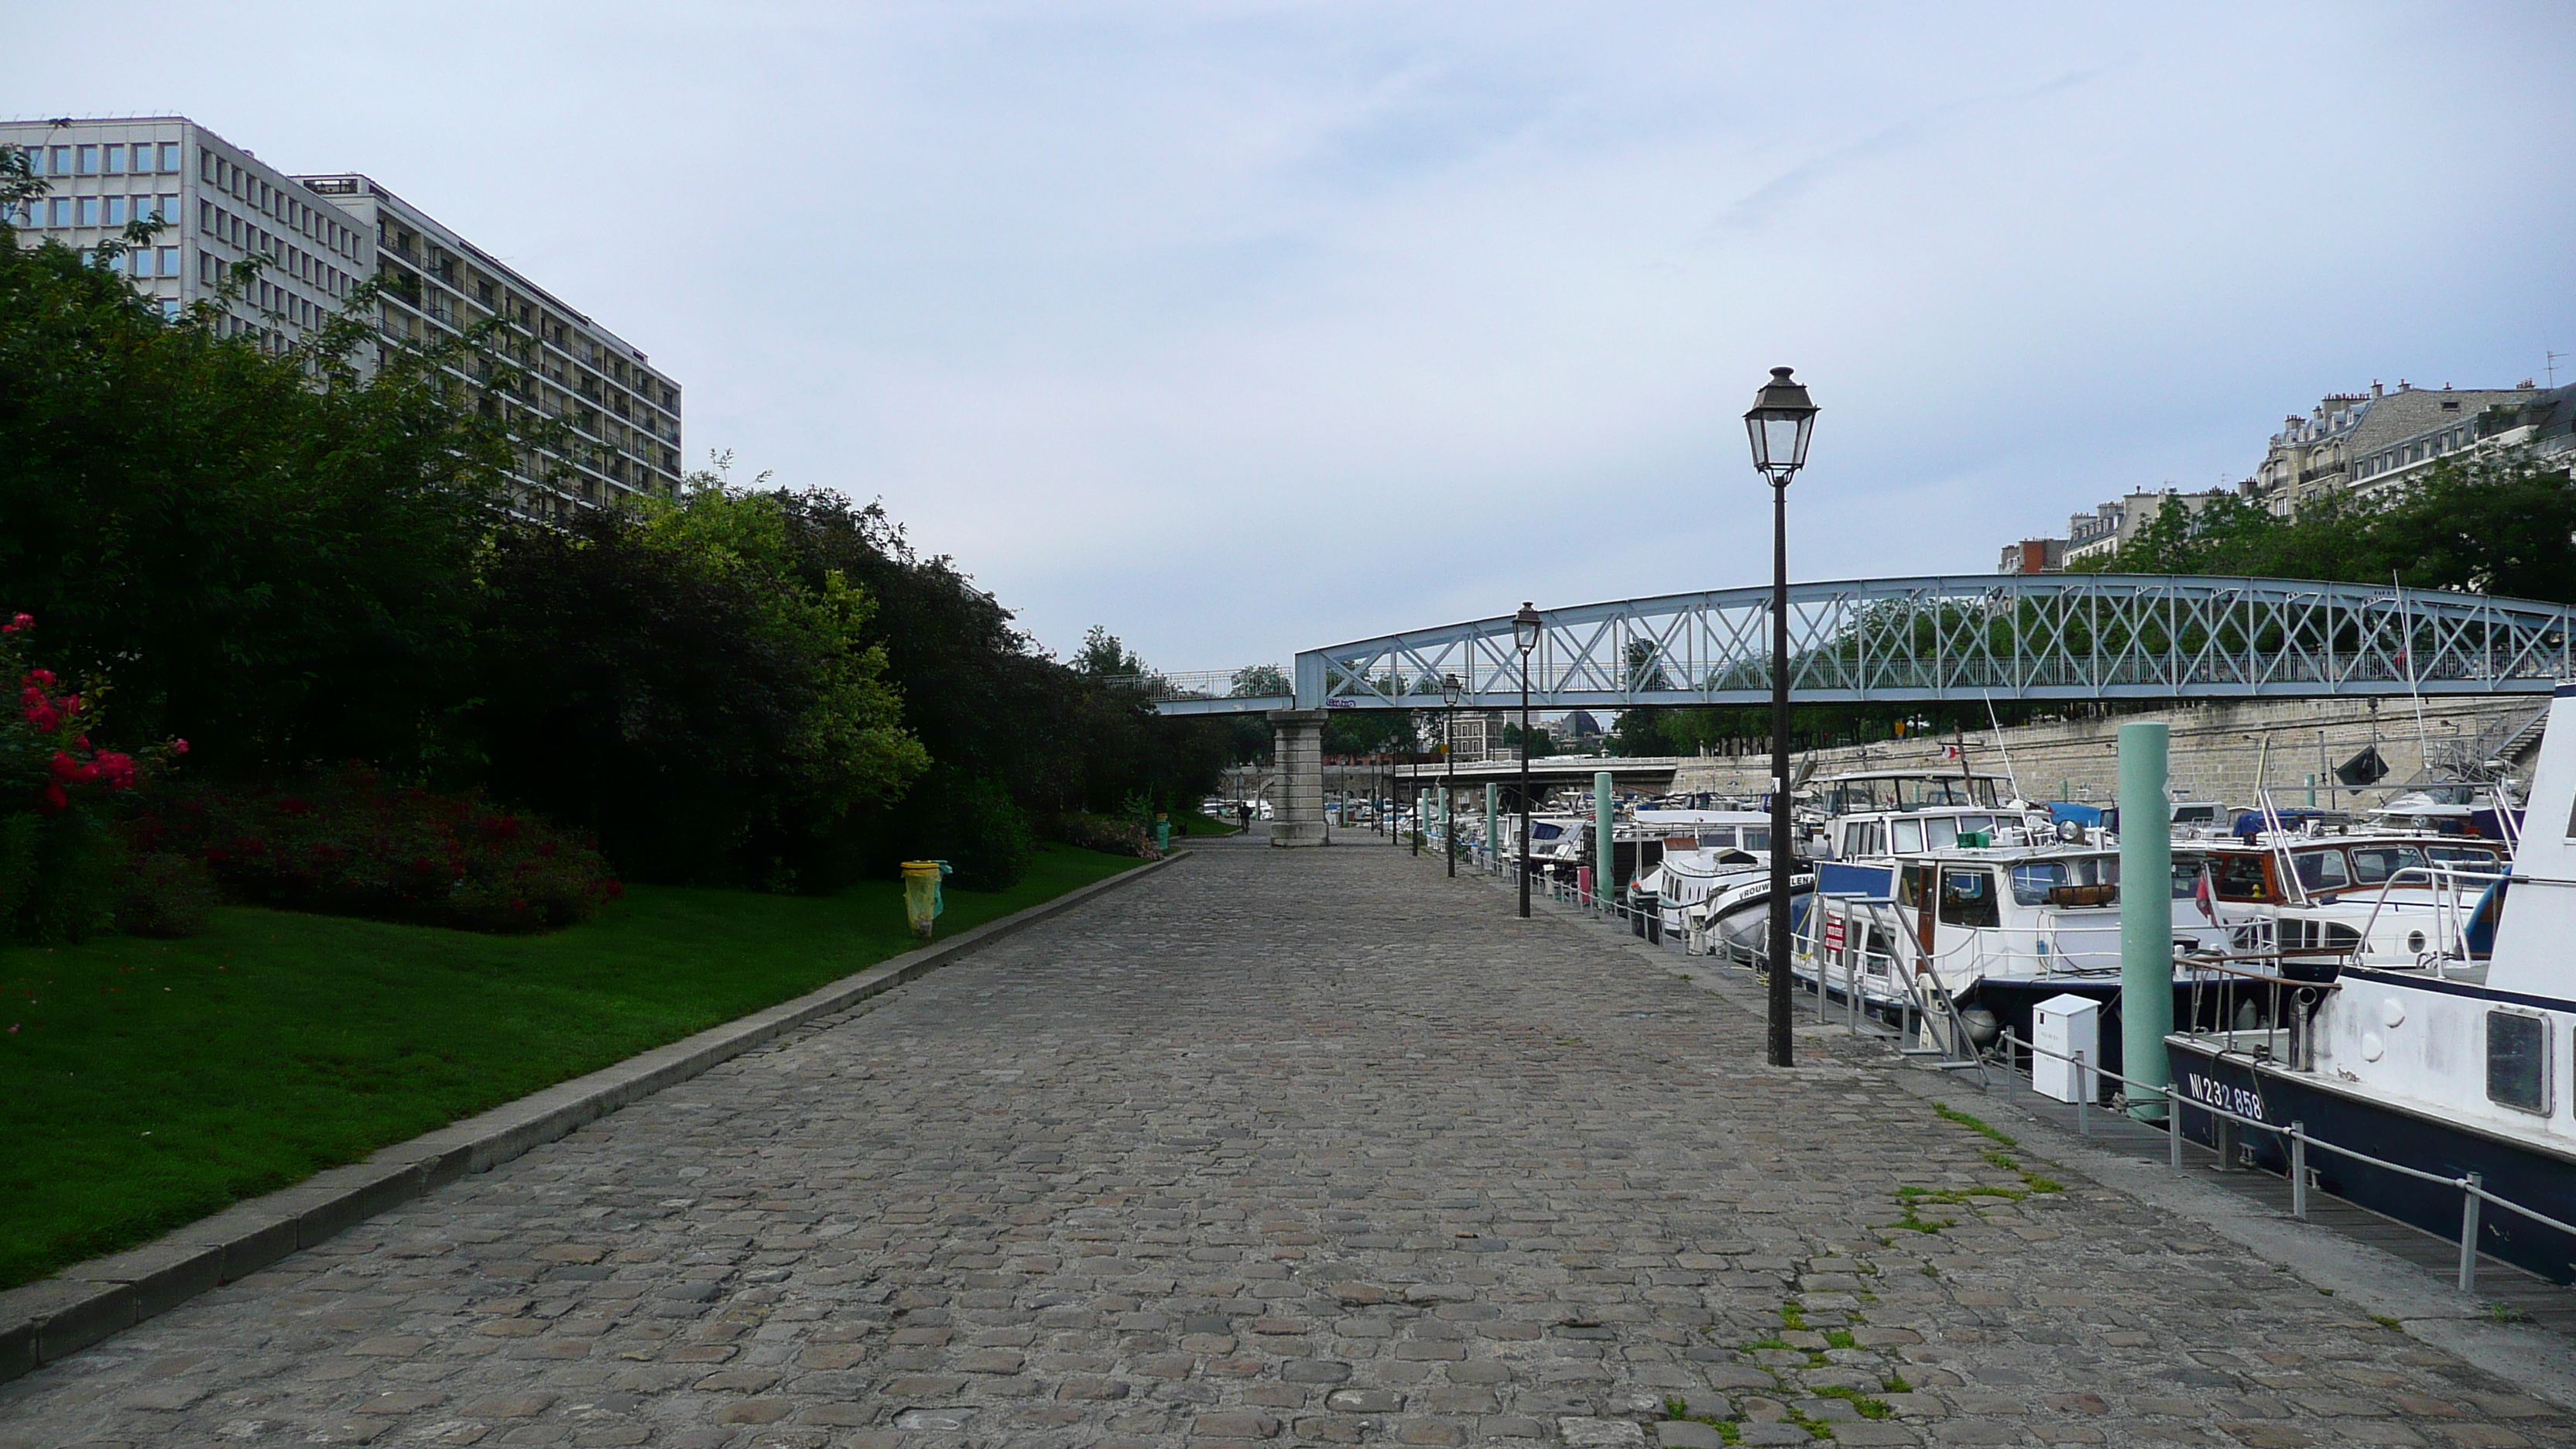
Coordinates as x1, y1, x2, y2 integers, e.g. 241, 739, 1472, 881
2119, 721, 2174, 1122
2306, 772, 2317, 807
1594, 771, 1615, 906
1485, 783, 1499, 866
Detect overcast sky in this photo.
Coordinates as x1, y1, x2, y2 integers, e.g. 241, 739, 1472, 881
22, 2, 2576, 673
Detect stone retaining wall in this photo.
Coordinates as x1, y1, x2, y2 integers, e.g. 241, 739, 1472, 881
1669, 694, 2544, 807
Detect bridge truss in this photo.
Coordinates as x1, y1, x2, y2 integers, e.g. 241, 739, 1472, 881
1149, 575, 2576, 715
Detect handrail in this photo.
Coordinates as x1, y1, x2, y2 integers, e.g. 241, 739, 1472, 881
2000, 1026, 2575, 1291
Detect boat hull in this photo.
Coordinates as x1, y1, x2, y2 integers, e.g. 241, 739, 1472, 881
2166, 1036, 2576, 1285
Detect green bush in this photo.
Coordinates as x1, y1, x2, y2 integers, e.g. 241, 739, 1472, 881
927, 772, 1036, 891
1056, 811, 1161, 859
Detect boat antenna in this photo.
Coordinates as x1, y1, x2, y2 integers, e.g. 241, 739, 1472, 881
1980, 690, 2024, 801
2396, 573, 2434, 784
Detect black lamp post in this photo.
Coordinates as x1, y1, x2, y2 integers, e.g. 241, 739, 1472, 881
1746, 366, 1818, 1068
1442, 673, 1462, 877
1513, 601, 1542, 918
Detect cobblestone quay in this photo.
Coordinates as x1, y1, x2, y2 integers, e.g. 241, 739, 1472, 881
5, 835, 2565, 1447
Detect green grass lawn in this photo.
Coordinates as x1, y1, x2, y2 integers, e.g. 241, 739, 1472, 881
0, 843, 1144, 1290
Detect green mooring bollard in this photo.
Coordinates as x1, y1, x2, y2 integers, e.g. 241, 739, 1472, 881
1155, 814, 1171, 853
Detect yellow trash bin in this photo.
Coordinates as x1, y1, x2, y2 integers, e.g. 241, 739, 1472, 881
901, 860, 951, 940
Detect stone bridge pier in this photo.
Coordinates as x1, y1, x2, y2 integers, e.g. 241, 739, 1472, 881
1268, 707, 1328, 847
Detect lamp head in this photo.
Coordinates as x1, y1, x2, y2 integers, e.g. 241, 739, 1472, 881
1442, 673, 1462, 707
1744, 365, 1818, 482
1512, 601, 1543, 656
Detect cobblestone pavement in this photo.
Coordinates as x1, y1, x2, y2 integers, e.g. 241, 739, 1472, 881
7, 838, 2567, 1448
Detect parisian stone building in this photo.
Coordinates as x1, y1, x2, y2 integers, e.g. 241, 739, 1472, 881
2, 115, 681, 519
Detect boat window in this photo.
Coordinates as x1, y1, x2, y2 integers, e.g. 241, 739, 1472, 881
1742, 827, 1769, 852
2348, 844, 2427, 885
1897, 865, 1927, 908
1938, 868, 2001, 927
1958, 814, 1995, 839
1925, 817, 1959, 850
2009, 858, 2119, 906
1532, 824, 1563, 841
2487, 1011, 2550, 1115
2293, 849, 2350, 892
2424, 843, 2503, 868
1892, 820, 1923, 852
1698, 829, 1737, 850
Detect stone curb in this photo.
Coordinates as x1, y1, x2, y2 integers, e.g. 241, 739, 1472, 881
0, 849, 1188, 1385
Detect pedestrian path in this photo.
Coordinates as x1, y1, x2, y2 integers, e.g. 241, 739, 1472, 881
2, 838, 2565, 1447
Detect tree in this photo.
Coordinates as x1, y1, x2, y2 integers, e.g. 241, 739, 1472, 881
1076, 626, 1146, 677
471, 485, 928, 888
0, 152, 516, 772
2076, 452, 2576, 605
1230, 664, 1291, 698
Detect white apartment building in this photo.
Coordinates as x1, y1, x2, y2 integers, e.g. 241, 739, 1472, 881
296, 173, 684, 516
2, 116, 680, 518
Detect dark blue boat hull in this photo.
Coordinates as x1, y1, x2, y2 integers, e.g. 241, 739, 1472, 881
2165, 1037, 2576, 1286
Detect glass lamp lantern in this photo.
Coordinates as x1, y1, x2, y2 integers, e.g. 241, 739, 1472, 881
1512, 602, 1543, 655
1745, 366, 1819, 482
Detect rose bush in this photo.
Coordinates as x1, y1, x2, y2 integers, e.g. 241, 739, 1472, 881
130, 766, 619, 933
0, 614, 191, 941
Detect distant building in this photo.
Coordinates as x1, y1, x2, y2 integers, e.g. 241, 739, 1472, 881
2345, 382, 2564, 505
2248, 379, 2567, 516
2, 116, 682, 521
1999, 538, 2067, 574
2057, 488, 2235, 566
2252, 389, 2376, 517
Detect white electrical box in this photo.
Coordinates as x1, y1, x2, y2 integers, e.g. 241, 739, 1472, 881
2032, 993, 2100, 1104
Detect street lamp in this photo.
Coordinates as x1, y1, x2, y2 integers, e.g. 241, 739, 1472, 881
1513, 601, 1543, 918
1746, 366, 1818, 1068
1441, 673, 1462, 878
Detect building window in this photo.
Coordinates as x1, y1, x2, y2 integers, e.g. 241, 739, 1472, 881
104, 197, 125, 227
76, 145, 97, 175
75, 197, 98, 228
159, 142, 179, 173
159, 246, 178, 276
103, 144, 125, 174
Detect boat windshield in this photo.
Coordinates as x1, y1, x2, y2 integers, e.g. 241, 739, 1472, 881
2347, 844, 2428, 885
2172, 855, 2276, 903
1818, 776, 2001, 813
1913, 814, 1998, 851
2010, 857, 2119, 906
2424, 842, 2505, 868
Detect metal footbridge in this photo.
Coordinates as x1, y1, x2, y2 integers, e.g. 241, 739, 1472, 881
1143, 574, 2576, 716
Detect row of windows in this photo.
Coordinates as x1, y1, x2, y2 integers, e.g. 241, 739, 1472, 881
8, 194, 178, 228
17, 142, 183, 176
202, 204, 354, 300
2358, 427, 2475, 479
201, 149, 359, 262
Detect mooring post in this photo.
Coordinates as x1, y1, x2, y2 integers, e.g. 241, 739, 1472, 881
2120, 721, 2174, 1123
1594, 771, 1613, 909
2290, 1124, 2307, 1219
1485, 783, 1499, 872
2460, 1173, 2483, 1293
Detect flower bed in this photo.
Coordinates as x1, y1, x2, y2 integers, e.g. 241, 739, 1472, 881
131, 768, 618, 933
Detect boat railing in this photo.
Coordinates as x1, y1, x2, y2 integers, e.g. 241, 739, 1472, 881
1999, 1025, 2574, 1293
2342, 865, 2509, 973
